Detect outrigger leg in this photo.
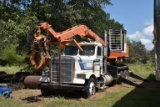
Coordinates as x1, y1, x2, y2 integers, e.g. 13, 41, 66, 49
117, 76, 144, 88
129, 72, 148, 82
107, 64, 147, 88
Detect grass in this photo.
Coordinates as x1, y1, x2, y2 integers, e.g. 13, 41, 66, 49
127, 61, 155, 80
0, 98, 25, 107
0, 61, 158, 107
0, 65, 24, 74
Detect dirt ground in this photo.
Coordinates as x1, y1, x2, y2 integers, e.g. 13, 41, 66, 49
9, 80, 160, 107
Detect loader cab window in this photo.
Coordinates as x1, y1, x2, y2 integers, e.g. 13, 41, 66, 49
79, 46, 95, 56
64, 46, 78, 55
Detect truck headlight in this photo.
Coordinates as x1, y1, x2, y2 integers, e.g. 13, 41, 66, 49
77, 74, 86, 79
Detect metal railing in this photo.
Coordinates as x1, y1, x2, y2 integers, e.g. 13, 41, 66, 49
109, 29, 126, 52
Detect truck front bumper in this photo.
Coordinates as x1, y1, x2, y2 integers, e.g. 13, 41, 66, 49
39, 82, 84, 91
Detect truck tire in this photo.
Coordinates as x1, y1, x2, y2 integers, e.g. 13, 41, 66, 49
83, 78, 96, 98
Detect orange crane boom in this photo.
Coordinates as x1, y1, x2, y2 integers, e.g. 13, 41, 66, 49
30, 22, 104, 71
38, 22, 104, 45
30, 22, 129, 71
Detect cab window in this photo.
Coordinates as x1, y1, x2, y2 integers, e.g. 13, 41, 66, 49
97, 47, 102, 56
79, 46, 95, 56
64, 46, 78, 55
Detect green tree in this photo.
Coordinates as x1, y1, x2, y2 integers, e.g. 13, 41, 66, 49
127, 39, 150, 64
127, 39, 136, 63
0, 0, 124, 66
0, 0, 21, 21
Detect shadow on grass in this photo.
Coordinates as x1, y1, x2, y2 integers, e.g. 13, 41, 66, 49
112, 74, 160, 107
22, 96, 42, 103
44, 90, 84, 99
21, 90, 84, 103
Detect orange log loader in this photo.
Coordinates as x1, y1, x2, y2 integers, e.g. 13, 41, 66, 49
24, 22, 143, 98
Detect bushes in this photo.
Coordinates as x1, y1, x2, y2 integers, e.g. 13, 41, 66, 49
0, 45, 26, 66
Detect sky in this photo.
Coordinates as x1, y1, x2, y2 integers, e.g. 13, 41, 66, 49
105, 0, 154, 50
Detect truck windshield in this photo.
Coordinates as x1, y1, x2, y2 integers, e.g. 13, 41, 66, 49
79, 46, 95, 56
64, 46, 78, 55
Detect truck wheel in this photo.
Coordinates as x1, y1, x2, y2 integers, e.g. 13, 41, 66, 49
83, 78, 96, 98
41, 88, 52, 96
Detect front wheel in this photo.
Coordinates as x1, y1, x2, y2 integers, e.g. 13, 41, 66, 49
83, 78, 96, 98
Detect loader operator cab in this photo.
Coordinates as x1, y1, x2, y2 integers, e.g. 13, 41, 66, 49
109, 29, 127, 52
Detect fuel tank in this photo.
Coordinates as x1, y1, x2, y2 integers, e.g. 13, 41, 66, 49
24, 76, 41, 89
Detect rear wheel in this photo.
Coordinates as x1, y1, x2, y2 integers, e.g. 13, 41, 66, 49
83, 78, 96, 98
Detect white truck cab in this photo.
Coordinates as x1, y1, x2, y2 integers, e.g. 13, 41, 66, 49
63, 41, 104, 84
39, 41, 112, 98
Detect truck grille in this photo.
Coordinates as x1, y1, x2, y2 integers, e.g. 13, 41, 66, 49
51, 56, 75, 83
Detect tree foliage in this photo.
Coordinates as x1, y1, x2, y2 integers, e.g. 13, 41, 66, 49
0, 0, 124, 66
1, 44, 26, 65
127, 39, 151, 64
